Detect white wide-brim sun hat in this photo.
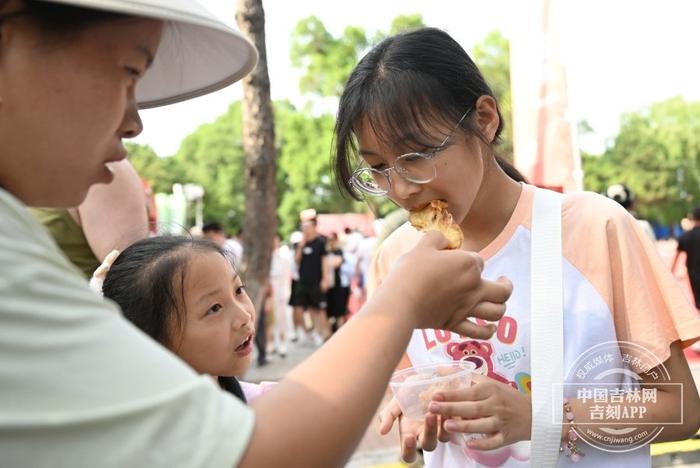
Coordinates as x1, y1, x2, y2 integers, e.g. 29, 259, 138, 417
44, 0, 258, 109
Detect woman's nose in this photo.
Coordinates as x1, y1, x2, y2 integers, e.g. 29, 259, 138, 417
119, 93, 144, 139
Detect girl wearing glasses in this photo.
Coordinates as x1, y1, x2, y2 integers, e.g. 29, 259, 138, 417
334, 27, 700, 467
0, 3, 513, 467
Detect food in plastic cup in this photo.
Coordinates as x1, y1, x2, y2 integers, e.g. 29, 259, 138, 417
389, 361, 476, 421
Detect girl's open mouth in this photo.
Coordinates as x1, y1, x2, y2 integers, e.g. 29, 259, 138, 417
235, 334, 253, 353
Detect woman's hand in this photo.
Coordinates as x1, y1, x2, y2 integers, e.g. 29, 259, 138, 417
428, 375, 532, 450
380, 231, 512, 338
378, 397, 450, 463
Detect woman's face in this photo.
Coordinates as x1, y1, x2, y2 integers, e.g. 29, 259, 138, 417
0, 6, 163, 206
172, 251, 256, 378
355, 117, 486, 227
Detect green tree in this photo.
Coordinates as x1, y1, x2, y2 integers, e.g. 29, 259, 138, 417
290, 14, 426, 98
290, 17, 368, 97
124, 142, 179, 194
582, 97, 700, 224
275, 101, 365, 236
173, 104, 247, 231
471, 30, 513, 162
289, 15, 427, 220
236, 0, 279, 309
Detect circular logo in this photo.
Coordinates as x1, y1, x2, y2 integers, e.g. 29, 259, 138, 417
564, 341, 673, 452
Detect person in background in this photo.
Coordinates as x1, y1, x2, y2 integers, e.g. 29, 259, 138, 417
293, 217, 330, 345
672, 206, 700, 309
202, 220, 243, 266
287, 230, 311, 343
268, 235, 293, 356
355, 231, 377, 303
605, 183, 656, 242
31, 159, 148, 278
325, 233, 351, 333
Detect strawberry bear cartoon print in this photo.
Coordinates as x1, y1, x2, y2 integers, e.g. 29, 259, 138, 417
446, 340, 516, 389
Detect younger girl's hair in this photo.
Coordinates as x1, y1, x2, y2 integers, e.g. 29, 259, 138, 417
102, 236, 230, 346
334, 27, 526, 200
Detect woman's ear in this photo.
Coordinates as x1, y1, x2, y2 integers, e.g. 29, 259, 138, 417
474, 95, 500, 144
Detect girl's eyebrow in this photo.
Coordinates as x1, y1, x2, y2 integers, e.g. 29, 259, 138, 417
196, 288, 222, 306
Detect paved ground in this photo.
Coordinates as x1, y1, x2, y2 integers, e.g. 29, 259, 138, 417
241, 239, 700, 467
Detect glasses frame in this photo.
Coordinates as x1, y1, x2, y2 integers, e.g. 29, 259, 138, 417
350, 107, 473, 196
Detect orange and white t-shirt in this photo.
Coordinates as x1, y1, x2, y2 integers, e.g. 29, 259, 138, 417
369, 183, 700, 468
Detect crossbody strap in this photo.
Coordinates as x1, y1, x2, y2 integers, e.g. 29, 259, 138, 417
530, 188, 564, 467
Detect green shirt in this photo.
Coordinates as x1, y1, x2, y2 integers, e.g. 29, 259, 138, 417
29, 207, 100, 278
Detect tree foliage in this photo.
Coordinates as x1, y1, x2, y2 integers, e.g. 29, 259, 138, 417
290, 17, 368, 98
130, 18, 524, 239
583, 97, 700, 224
174, 104, 247, 231
290, 14, 426, 98
471, 31, 513, 162
125, 142, 178, 194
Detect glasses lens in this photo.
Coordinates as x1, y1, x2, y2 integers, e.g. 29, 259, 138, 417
351, 168, 389, 195
395, 153, 437, 184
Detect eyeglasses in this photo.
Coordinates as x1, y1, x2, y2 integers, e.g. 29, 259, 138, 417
349, 108, 472, 196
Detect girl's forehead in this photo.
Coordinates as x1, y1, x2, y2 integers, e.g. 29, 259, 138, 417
355, 114, 452, 156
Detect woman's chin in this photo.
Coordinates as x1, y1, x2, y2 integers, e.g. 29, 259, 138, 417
23, 188, 90, 209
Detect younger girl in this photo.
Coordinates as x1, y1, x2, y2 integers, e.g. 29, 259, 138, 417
334, 27, 700, 467
102, 236, 265, 401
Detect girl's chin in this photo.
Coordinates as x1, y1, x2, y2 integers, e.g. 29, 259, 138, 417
231, 357, 253, 376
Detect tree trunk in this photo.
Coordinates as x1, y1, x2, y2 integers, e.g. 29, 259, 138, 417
235, 0, 277, 311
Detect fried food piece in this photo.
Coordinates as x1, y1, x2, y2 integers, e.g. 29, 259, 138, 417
409, 200, 463, 249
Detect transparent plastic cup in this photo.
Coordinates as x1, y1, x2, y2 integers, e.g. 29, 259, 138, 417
389, 361, 476, 421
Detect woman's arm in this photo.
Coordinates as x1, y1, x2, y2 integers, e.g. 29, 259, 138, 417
239, 232, 512, 468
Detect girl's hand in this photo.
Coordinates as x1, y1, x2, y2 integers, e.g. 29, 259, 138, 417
428, 374, 532, 450
378, 397, 450, 463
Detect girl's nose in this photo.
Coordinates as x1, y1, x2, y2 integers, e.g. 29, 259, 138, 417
230, 306, 251, 330
390, 171, 421, 200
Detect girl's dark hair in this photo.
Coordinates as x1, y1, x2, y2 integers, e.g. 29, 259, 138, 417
102, 236, 229, 346
334, 27, 526, 199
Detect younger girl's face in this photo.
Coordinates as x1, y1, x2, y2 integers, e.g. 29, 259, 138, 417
0, 5, 163, 207
172, 251, 255, 377
355, 116, 486, 227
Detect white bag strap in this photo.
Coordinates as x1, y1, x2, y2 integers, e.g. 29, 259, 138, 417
530, 188, 564, 467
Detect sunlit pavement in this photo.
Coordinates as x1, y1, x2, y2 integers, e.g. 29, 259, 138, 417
243, 239, 700, 466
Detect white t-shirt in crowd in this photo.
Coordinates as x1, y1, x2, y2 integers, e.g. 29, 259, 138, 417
0, 188, 254, 468
225, 238, 244, 266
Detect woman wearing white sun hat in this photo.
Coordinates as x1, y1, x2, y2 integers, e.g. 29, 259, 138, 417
0, 1, 512, 467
